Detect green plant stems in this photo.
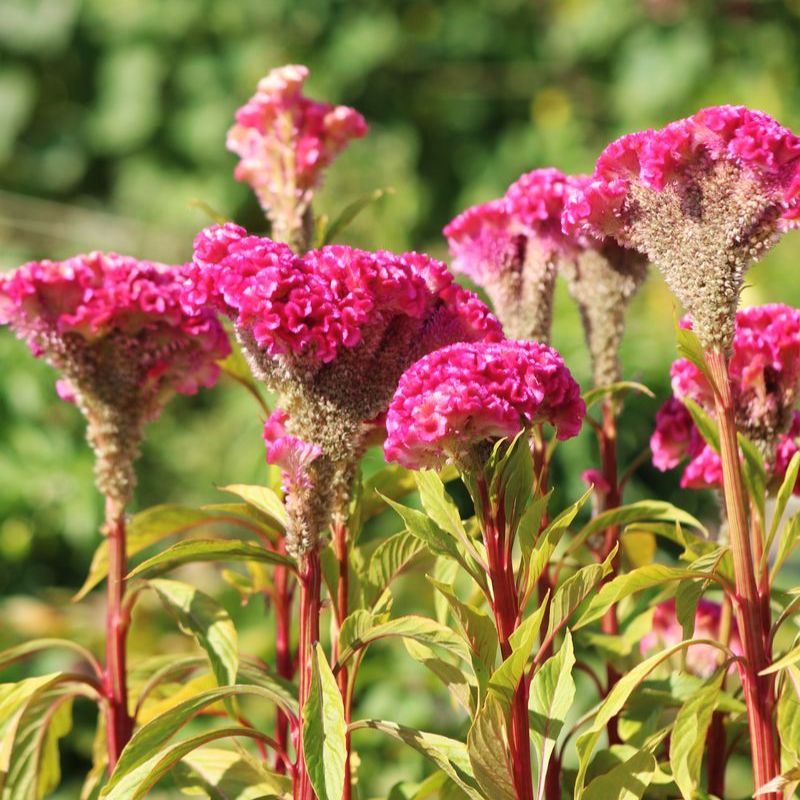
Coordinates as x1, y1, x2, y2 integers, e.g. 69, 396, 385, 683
706, 347, 779, 799
104, 498, 134, 770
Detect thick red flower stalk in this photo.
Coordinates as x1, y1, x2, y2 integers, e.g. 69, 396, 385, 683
385, 340, 585, 800
0, 252, 229, 768
227, 64, 367, 249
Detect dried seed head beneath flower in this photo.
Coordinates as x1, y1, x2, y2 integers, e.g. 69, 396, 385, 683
563, 106, 800, 351
560, 241, 648, 387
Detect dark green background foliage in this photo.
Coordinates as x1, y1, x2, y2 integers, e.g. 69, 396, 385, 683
1, 0, 800, 795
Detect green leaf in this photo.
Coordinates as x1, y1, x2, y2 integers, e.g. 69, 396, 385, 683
338, 609, 374, 655
74, 505, 226, 600
682, 397, 719, 453
738, 432, 767, 526
338, 614, 471, 667
777, 668, 800, 767
348, 720, 483, 800
128, 539, 294, 580
216, 338, 268, 412
493, 432, 534, 533
675, 321, 712, 385
546, 550, 615, 639
219, 484, 289, 529
573, 639, 726, 798
488, 601, 548, 713
467, 693, 515, 800
582, 381, 654, 410
148, 578, 238, 687
80, 714, 107, 800
669, 672, 723, 799
405, 639, 475, 713
763, 450, 800, 573
174, 747, 291, 799
754, 765, 800, 797
415, 472, 469, 543
321, 187, 393, 245
583, 749, 656, 800
518, 491, 551, 564
365, 531, 427, 608
573, 564, 718, 630
101, 684, 297, 797
531, 631, 576, 799
103, 727, 274, 800
0, 638, 100, 676
303, 643, 347, 800
761, 639, 800, 675
772, 511, 800, 582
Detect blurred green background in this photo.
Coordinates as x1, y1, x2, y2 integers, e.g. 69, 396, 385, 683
1, 0, 800, 796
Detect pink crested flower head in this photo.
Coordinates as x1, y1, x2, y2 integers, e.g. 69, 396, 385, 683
227, 65, 367, 248
564, 106, 800, 348
444, 169, 584, 343
0, 252, 230, 507
384, 340, 585, 470
640, 598, 742, 678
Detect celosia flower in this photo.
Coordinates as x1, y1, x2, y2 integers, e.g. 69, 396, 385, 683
564, 106, 800, 349
446, 171, 648, 382
640, 598, 742, 678
445, 169, 580, 342
227, 65, 367, 249
384, 340, 585, 470
185, 223, 501, 554
0, 253, 230, 508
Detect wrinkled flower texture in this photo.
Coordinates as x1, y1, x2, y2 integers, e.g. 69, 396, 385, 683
563, 105, 800, 349
0, 252, 229, 416
651, 304, 800, 492
640, 598, 742, 678
384, 339, 586, 470
227, 64, 367, 244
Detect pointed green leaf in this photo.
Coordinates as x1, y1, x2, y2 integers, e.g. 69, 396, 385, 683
669, 672, 723, 799
405, 639, 474, 713
148, 578, 238, 687
219, 484, 289, 528
583, 749, 656, 800
128, 539, 294, 580
303, 643, 347, 800
366, 531, 427, 607
321, 187, 393, 245
582, 381, 654, 410
467, 694, 515, 800
761, 640, 800, 675
772, 512, 800, 581
531, 632, 576, 799
763, 451, 800, 573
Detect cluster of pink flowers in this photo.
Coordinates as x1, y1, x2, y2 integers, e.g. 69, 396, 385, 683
0, 252, 230, 506
640, 598, 742, 678
227, 65, 367, 246
563, 105, 800, 349
185, 222, 501, 380
652, 304, 800, 491
384, 340, 585, 470
0, 252, 229, 414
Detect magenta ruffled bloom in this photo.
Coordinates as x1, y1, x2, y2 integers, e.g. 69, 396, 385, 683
185, 223, 501, 553
564, 106, 800, 348
227, 65, 367, 248
640, 598, 742, 678
446, 170, 647, 382
0, 253, 230, 507
651, 305, 800, 493
384, 340, 585, 470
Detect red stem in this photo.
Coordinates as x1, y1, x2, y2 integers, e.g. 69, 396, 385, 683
296, 549, 321, 800
477, 476, 534, 800
104, 500, 133, 770
273, 559, 295, 776
597, 399, 622, 745
332, 520, 353, 800
705, 348, 779, 799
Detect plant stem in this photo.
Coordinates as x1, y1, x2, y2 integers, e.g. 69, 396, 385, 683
597, 398, 622, 745
332, 520, 353, 800
477, 477, 534, 800
296, 549, 321, 800
705, 348, 779, 799
273, 558, 294, 775
104, 499, 133, 770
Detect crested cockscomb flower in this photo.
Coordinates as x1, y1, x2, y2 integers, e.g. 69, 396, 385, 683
445, 169, 581, 342
672, 305, 800, 449
185, 223, 501, 554
446, 170, 648, 382
227, 64, 367, 249
0, 253, 230, 509
640, 598, 742, 678
563, 106, 800, 349
384, 340, 585, 470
